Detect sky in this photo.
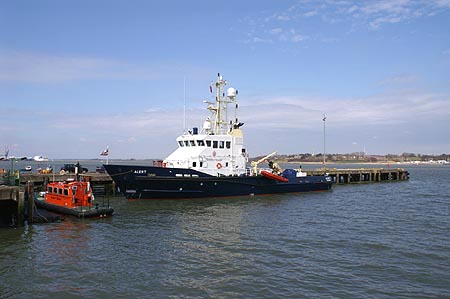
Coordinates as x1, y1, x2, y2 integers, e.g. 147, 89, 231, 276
1, 0, 450, 159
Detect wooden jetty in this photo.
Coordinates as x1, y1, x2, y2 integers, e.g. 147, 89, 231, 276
306, 167, 409, 184
0, 182, 63, 227
13, 168, 409, 191
0, 185, 24, 227
18, 173, 115, 196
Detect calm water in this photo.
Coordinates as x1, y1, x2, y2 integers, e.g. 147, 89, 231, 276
1, 164, 450, 298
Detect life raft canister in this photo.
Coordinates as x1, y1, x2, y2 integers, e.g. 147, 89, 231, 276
216, 163, 222, 169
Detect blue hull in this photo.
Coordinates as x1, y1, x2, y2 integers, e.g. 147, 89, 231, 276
104, 164, 332, 199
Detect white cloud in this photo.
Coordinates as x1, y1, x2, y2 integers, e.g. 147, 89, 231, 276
240, 90, 450, 130
0, 50, 209, 83
276, 15, 291, 21
242, 0, 450, 44
249, 37, 273, 43
304, 10, 318, 17
291, 34, 307, 42
270, 28, 283, 34
378, 74, 418, 86
2, 87, 449, 157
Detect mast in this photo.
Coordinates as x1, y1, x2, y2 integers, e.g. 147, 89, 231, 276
323, 114, 326, 166
183, 76, 186, 132
214, 73, 227, 134
204, 73, 238, 135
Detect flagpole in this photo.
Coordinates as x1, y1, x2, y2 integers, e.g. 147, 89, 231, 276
101, 146, 109, 165
322, 114, 326, 167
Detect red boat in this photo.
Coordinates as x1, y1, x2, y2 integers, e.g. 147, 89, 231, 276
260, 170, 289, 182
35, 179, 113, 218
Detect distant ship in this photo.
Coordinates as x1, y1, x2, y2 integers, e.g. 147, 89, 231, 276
0, 147, 27, 161
33, 155, 49, 162
104, 73, 332, 199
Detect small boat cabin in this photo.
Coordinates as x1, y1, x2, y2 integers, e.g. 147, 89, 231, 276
45, 180, 93, 208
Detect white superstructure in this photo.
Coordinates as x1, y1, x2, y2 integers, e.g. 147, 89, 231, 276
164, 73, 248, 176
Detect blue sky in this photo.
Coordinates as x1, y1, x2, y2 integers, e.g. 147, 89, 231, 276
1, 0, 450, 159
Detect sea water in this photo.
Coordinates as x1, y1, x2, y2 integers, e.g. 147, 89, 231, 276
1, 163, 449, 298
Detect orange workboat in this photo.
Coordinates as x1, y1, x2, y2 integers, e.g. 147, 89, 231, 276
35, 179, 113, 218
260, 170, 289, 182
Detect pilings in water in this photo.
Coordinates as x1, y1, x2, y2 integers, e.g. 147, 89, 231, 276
306, 168, 409, 184
0, 185, 24, 227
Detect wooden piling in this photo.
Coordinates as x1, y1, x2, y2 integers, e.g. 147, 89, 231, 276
26, 181, 34, 224
0, 186, 24, 227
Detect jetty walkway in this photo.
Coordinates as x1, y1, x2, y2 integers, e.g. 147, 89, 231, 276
308, 167, 409, 184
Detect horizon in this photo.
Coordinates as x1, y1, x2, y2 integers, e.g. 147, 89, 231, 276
2, 151, 449, 162
1, 1, 450, 159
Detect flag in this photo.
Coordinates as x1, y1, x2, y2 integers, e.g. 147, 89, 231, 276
209, 82, 213, 93
100, 147, 109, 156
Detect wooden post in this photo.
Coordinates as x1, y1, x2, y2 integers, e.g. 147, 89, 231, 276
17, 189, 25, 227
112, 181, 116, 196
26, 181, 34, 224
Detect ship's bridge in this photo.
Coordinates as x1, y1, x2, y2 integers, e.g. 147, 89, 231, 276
163, 130, 247, 176
163, 73, 247, 176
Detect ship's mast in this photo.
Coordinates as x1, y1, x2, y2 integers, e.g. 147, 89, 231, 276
214, 73, 227, 134
205, 73, 238, 135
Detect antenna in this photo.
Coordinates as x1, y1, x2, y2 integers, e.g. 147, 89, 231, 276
183, 76, 186, 132
323, 114, 327, 167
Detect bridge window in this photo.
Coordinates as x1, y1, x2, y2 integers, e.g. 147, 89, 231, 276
184, 141, 189, 147
64, 189, 69, 196
190, 140, 195, 146
193, 162, 197, 167
213, 141, 218, 148
206, 140, 211, 147
197, 140, 205, 146
219, 141, 225, 148
226, 141, 231, 149
178, 141, 184, 147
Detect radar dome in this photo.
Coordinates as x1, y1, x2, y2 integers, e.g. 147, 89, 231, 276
203, 119, 211, 131
227, 87, 237, 98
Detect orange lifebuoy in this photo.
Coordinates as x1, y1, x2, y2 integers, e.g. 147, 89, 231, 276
216, 163, 222, 169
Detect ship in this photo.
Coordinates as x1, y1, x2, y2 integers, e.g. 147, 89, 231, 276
35, 178, 114, 217
104, 73, 332, 199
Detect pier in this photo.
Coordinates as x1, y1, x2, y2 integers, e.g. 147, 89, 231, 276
0, 185, 24, 227
0, 182, 39, 227
18, 173, 115, 196
306, 167, 409, 184
8, 168, 409, 192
